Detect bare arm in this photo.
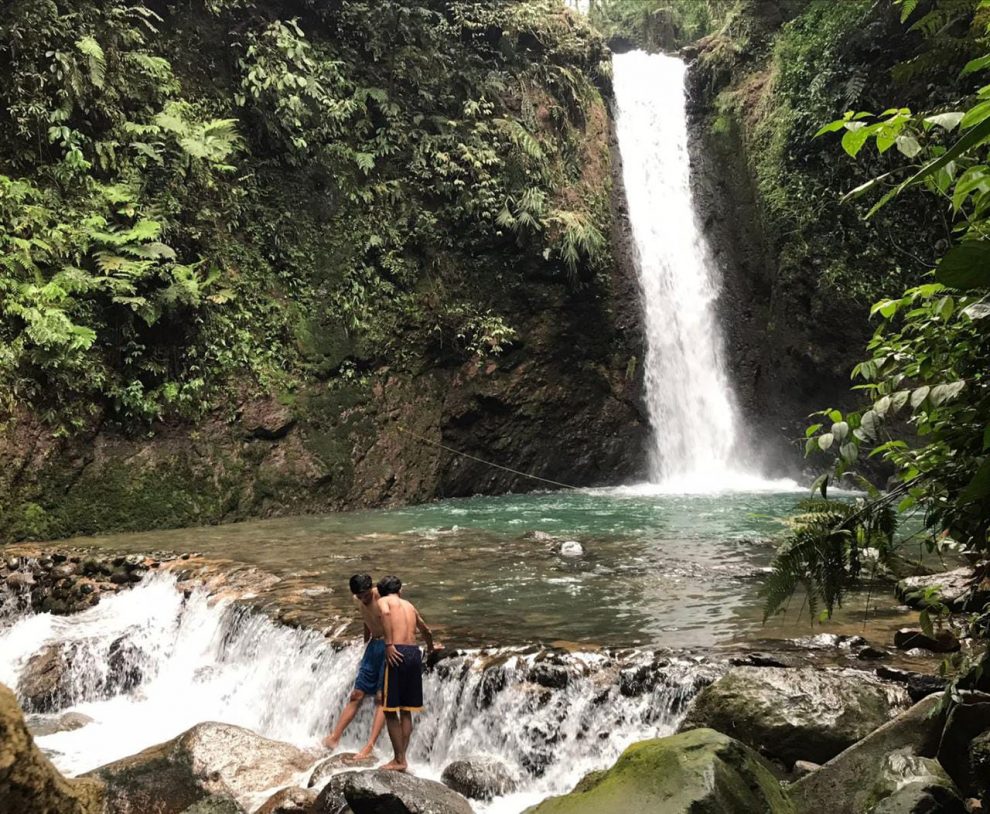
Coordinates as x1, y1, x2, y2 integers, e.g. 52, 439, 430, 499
416, 611, 441, 652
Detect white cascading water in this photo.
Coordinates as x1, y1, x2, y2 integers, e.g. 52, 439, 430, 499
0, 573, 713, 813
613, 51, 786, 492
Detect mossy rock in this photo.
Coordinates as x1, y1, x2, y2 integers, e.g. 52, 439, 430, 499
524, 728, 793, 814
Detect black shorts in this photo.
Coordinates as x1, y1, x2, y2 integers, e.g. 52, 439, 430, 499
383, 645, 423, 713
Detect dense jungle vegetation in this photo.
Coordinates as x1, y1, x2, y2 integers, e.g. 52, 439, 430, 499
0, 0, 611, 432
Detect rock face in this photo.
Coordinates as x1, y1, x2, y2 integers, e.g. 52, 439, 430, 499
893, 628, 960, 653
525, 728, 793, 814
318, 769, 473, 814
0, 682, 104, 814
789, 694, 948, 814
678, 667, 906, 765
85, 721, 313, 814
441, 758, 516, 800
937, 697, 990, 796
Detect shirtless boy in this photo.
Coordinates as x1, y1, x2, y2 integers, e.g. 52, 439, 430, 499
322, 574, 387, 757
376, 574, 441, 772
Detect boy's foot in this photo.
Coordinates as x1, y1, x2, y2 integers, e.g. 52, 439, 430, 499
350, 745, 374, 761
380, 760, 408, 772
321, 735, 340, 751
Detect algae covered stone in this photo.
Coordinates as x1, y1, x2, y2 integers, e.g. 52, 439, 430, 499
525, 728, 793, 814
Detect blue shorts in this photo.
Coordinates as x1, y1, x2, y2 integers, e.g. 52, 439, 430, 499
354, 639, 386, 695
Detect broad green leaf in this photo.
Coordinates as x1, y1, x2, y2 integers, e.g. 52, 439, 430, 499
911, 386, 930, 408
860, 410, 880, 439
805, 423, 823, 438
874, 395, 891, 416
818, 432, 835, 451
840, 442, 858, 464
962, 54, 990, 77
832, 421, 849, 442
895, 135, 921, 158
841, 123, 872, 157
924, 112, 964, 131
936, 242, 990, 290
960, 457, 990, 503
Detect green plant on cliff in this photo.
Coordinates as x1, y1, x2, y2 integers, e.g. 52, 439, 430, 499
0, 0, 613, 433
764, 1, 990, 627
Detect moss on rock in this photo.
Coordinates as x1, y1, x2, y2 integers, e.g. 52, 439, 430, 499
525, 728, 793, 814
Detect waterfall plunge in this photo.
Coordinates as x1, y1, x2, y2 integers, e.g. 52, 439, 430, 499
613, 51, 785, 492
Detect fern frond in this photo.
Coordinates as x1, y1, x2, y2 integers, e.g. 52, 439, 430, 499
75, 36, 106, 89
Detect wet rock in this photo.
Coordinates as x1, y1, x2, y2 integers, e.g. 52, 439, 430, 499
790, 694, 948, 814
869, 752, 964, 814
678, 666, 906, 766
896, 567, 984, 612
856, 646, 888, 661
6, 571, 36, 589
26, 711, 94, 738
876, 666, 948, 703
256, 786, 317, 814
51, 563, 77, 580
106, 637, 144, 694
618, 664, 655, 697
969, 728, 990, 800
559, 541, 583, 557
0, 681, 104, 813
441, 758, 516, 800
85, 722, 312, 813
728, 652, 797, 669
476, 665, 507, 708
308, 753, 378, 788
528, 662, 569, 690
525, 728, 793, 814
17, 644, 70, 712
894, 628, 961, 653
328, 769, 473, 814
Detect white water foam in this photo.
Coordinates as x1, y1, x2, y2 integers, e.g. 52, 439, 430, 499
0, 573, 712, 813
613, 51, 795, 493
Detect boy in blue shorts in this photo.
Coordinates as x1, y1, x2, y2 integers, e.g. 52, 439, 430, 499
323, 574, 387, 758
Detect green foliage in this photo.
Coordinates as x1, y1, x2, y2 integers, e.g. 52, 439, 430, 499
0, 0, 613, 430
589, 0, 734, 50
768, 0, 990, 622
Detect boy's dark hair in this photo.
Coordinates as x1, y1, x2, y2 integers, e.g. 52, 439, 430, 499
377, 575, 402, 597
349, 574, 373, 594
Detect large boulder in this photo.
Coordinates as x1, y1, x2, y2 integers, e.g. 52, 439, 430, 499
441, 758, 516, 800
678, 667, 906, 765
85, 722, 313, 814
317, 769, 474, 814
789, 694, 948, 814
524, 728, 793, 814
936, 697, 990, 795
0, 682, 104, 814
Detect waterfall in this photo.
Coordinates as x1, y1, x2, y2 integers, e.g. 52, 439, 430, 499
614, 51, 777, 492
0, 573, 716, 813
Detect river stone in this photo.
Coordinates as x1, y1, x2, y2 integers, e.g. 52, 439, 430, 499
6, 570, 36, 589
17, 643, 70, 712
441, 758, 516, 800
678, 666, 905, 765
26, 711, 94, 738
179, 796, 243, 814
256, 786, 318, 814
937, 698, 990, 795
85, 721, 312, 813
896, 567, 981, 611
893, 628, 960, 653
308, 753, 379, 788
868, 752, 964, 814
330, 769, 473, 814
0, 681, 105, 813
789, 694, 947, 814
524, 728, 793, 814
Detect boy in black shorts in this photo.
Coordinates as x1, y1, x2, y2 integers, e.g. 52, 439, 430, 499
376, 575, 441, 772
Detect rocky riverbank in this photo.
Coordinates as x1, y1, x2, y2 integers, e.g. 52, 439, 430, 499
1, 548, 984, 813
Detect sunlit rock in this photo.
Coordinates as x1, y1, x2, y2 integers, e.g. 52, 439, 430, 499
0, 682, 104, 814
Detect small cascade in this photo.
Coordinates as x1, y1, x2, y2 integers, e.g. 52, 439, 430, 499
0, 573, 716, 812
612, 51, 785, 492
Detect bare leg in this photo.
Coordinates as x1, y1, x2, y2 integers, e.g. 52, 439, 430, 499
381, 711, 406, 770
352, 697, 385, 759
323, 689, 365, 750
400, 711, 413, 767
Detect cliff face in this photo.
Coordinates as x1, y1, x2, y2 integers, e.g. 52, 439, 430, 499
682, 0, 979, 472
0, 1, 646, 540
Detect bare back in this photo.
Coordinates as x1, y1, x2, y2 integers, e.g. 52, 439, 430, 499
378, 595, 419, 645
354, 589, 385, 638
